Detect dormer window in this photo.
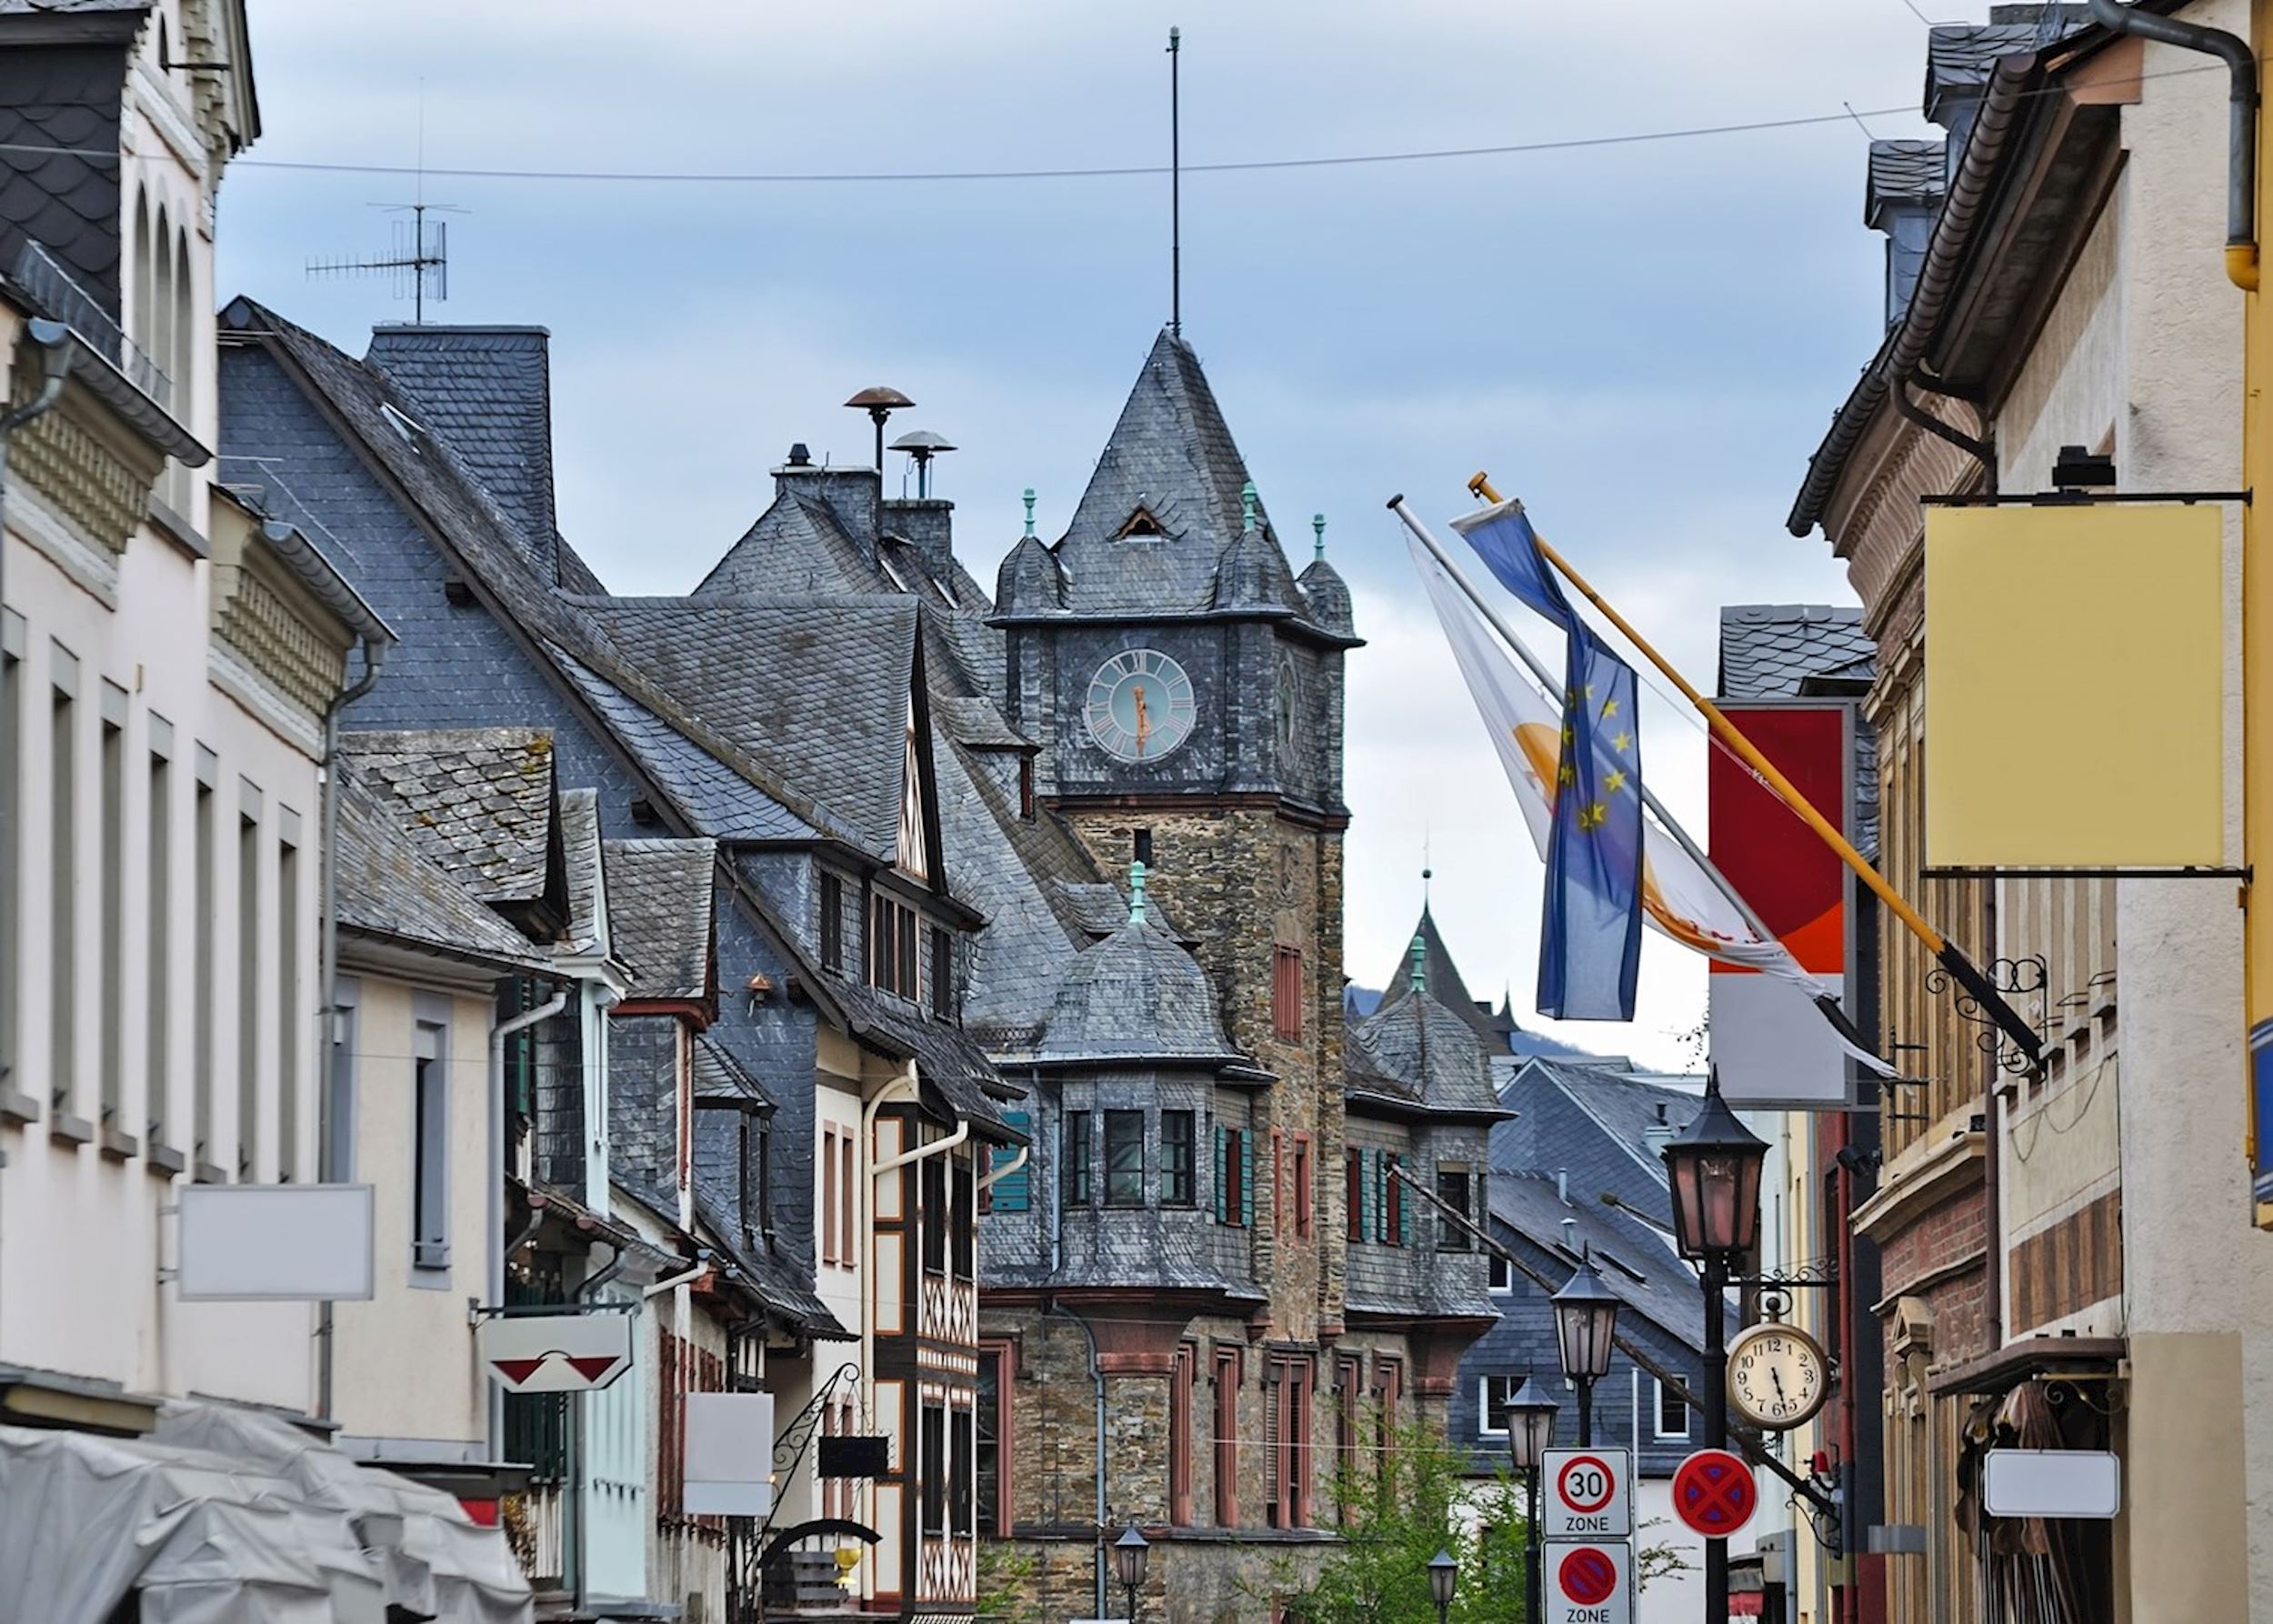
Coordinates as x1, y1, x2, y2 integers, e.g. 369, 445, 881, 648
1116, 507, 1166, 539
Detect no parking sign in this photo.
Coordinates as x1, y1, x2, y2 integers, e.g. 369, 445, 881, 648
1543, 1539, 1631, 1624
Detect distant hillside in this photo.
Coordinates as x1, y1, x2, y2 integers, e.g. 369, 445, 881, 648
1342, 986, 1600, 1061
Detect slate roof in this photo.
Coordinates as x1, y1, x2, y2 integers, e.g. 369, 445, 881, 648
1374, 907, 1523, 1053
686, 1112, 848, 1340
1866, 138, 1946, 228
1008, 328, 1334, 635
1346, 987, 1510, 1120
1717, 604, 1880, 855
571, 597, 918, 863
364, 326, 560, 572
1923, 18, 2050, 120
693, 1032, 775, 1113
1489, 1172, 1705, 1352
604, 838, 717, 1002
560, 787, 605, 957
1495, 1057, 1701, 1234
331, 769, 546, 972
548, 646, 821, 844
338, 728, 561, 913
818, 971, 1021, 1138
1026, 917, 1242, 1068
0, 2, 136, 319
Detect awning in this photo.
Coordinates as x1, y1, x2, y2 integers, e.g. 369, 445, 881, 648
1727, 1594, 1765, 1617
0, 1400, 533, 1624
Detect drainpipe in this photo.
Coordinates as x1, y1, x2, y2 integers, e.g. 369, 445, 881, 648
858, 1072, 920, 1461
1048, 1300, 1109, 1622
0, 319, 72, 620
315, 632, 387, 1422
568, 1238, 627, 1615
2089, 0, 2259, 290
487, 985, 572, 1459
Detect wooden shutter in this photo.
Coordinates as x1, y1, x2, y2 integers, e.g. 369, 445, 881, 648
1215, 1126, 1229, 1223
1357, 1149, 1373, 1243
1396, 1155, 1412, 1247
990, 1111, 1031, 1211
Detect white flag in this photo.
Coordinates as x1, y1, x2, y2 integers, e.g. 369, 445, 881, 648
1406, 528, 1893, 1077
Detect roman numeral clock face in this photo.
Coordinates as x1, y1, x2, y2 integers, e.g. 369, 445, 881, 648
1086, 648, 1197, 763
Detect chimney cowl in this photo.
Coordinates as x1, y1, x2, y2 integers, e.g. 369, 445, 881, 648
786, 442, 812, 466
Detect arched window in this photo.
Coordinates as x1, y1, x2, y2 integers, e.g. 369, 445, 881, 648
171, 223, 193, 415
151, 201, 174, 405
131, 185, 154, 357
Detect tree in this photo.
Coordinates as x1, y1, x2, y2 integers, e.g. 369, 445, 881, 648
1267, 1416, 1529, 1624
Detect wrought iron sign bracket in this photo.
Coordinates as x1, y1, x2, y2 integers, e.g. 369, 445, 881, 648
1926, 953, 2048, 1080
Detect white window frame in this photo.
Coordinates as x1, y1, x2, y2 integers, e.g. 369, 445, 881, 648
1655, 1377, 1690, 1439
410, 997, 451, 1280
1487, 1249, 1514, 1294
1477, 1373, 1521, 1439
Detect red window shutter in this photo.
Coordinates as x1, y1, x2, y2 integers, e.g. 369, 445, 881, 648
1272, 945, 1303, 1040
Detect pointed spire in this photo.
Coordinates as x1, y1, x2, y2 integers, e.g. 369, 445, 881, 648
1022, 487, 1036, 538
1129, 858, 1149, 925
1409, 933, 1427, 994
1312, 512, 1327, 563
1241, 480, 1258, 534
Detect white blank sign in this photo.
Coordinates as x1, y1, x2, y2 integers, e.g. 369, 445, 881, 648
1982, 1449, 2121, 1519
684, 1391, 776, 1518
176, 1184, 375, 1301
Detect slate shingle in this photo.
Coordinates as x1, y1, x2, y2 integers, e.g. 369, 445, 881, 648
604, 838, 717, 1003
332, 769, 545, 972
338, 727, 561, 913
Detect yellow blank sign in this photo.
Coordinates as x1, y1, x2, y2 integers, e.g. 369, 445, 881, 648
1926, 503, 2225, 868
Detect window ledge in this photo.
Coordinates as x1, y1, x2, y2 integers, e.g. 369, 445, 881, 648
193, 1159, 230, 1185
145, 1143, 186, 1178
0, 1088, 38, 1127
48, 1111, 95, 1148
97, 1124, 140, 1162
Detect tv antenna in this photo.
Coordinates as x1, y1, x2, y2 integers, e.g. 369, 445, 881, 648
1167, 25, 1182, 336
305, 82, 463, 322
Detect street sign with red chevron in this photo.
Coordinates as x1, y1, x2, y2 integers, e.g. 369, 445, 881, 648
476, 1308, 634, 1392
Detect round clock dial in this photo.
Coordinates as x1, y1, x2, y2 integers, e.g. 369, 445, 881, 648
1086, 648, 1197, 763
1727, 1321, 1829, 1431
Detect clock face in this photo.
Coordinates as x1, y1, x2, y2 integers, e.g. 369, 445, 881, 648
1727, 1323, 1828, 1431
1086, 648, 1197, 763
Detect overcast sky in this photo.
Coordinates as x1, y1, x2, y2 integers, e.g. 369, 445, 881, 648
219, 1, 1994, 1069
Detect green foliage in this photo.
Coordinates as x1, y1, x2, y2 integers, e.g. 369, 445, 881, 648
1268, 1415, 1531, 1624
975, 1539, 1049, 1624
1633, 1515, 1694, 1592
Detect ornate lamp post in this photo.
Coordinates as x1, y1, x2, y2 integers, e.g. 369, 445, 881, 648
1551, 1252, 1620, 1446
1504, 1376, 1558, 1624
1427, 1548, 1458, 1624
1113, 1525, 1150, 1624
1661, 1071, 1769, 1624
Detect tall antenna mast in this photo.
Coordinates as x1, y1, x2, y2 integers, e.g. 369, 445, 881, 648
1167, 25, 1182, 336
305, 80, 463, 320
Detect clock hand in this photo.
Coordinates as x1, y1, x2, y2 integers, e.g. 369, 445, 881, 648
1133, 684, 1150, 757
1771, 1368, 1787, 1399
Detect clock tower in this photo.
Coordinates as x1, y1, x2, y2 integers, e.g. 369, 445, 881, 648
991, 326, 1362, 1341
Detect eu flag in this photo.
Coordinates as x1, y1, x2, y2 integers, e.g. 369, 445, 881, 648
1452, 502, 1644, 1020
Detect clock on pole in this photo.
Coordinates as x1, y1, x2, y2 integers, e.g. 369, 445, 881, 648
1727, 1317, 1830, 1430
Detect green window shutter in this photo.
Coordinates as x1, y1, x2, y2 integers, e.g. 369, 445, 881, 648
1373, 1151, 1387, 1242
1397, 1155, 1412, 1247
992, 1111, 1031, 1212
1240, 1129, 1256, 1228
1215, 1127, 1229, 1223
1357, 1149, 1373, 1243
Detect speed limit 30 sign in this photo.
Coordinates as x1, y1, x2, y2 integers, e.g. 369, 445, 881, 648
1541, 1447, 1632, 1539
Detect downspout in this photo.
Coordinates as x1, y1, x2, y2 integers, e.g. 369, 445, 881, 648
859, 1072, 921, 1469
2089, 0, 2259, 290
569, 1238, 627, 1615
1048, 1300, 1109, 1622
487, 985, 572, 1459
315, 633, 387, 1422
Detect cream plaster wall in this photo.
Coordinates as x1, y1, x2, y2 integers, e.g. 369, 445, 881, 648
327, 968, 494, 1449
0, 473, 323, 1414
1981, 11, 2273, 1616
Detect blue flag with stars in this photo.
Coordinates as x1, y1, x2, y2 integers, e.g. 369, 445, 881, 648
1451, 500, 1644, 1020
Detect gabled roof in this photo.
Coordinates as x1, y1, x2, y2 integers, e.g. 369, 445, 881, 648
1496, 1057, 1702, 1231
338, 728, 564, 929
604, 838, 717, 1004
571, 596, 921, 865
817, 971, 1020, 1138
1489, 1172, 1704, 1352
1346, 987, 1509, 1121
332, 769, 546, 973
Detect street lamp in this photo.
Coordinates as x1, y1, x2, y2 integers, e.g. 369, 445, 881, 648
1113, 1525, 1149, 1623
1551, 1252, 1620, 1446
1660, 1070, 1769, 1624
1503, 1377, 1558, 1624
1427, 1548, 1458, 1624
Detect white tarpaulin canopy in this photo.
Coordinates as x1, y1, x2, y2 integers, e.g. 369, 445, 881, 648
0, 1402, 532, 1624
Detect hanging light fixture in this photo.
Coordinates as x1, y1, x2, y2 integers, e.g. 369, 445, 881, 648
1660, 1071, 1769, 1261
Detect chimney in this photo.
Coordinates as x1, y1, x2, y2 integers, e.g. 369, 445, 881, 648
365, 326, 559, 553
1643, 1100, 1677, 1160
881, 496, 956, 584
1866, 141, 1946, 328
772, 446, 881, 561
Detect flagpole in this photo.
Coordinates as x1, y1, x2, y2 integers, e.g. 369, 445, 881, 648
1389, 496, 1886, 1067
1462, 472, 2041, 1069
